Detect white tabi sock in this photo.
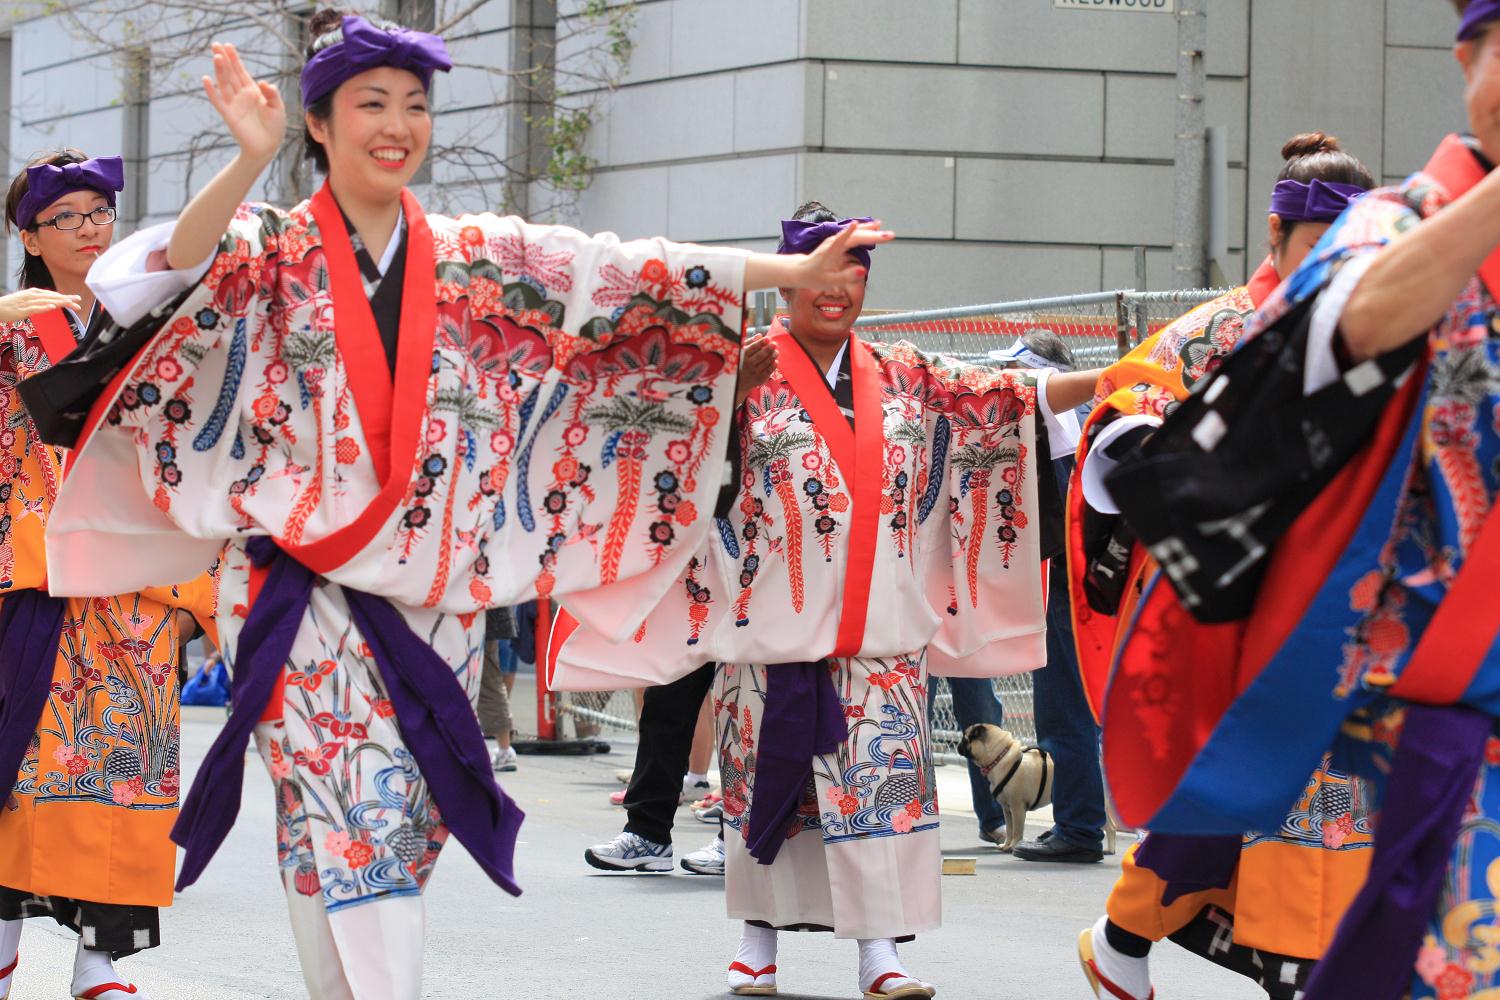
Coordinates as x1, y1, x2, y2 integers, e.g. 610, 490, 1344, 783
71, 938, 149, 1000
727, 922, 777, 991
0, 918, 19, 995
1086, 915, 1153, 1000
858, 937, 931, 996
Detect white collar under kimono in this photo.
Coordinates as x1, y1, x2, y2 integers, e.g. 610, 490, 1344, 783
823, 339, 847, 390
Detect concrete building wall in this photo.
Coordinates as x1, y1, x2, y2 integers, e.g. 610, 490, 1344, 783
2, 1, 1470, 306
565, 0, 1464, 308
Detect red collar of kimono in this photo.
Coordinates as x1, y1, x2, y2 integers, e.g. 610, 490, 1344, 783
31, 307, 77, 366
1421, 134, 1500, 302
767, 319, 885, 658
290, 183, 436, 573
1245, 257, 1279, 310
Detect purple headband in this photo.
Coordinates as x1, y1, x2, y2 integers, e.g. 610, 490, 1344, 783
1459, 0, 1500, 40
300, 15, 453, 109
14, 155, 124, 231
1268, 178, 1365, 223
777, 216, 876, 271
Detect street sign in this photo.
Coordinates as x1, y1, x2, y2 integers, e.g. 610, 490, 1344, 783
1054, 0, 1176, 11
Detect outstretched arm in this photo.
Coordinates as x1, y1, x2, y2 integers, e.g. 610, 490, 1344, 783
1044, 368, 1104, 413
1340, 169, 1500, 361
164, 43, 286, 270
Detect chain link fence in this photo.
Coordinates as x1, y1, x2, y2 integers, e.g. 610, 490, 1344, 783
553, 286, 1233, 764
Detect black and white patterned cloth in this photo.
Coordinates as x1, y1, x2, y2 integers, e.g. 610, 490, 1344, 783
1105, 295, 1420, 623
0, 886, 159, 957
1168, 905, 1313, 1000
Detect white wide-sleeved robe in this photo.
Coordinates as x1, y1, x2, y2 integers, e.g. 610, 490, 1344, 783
561, 332, 1073, 937
44, 187, 747, 997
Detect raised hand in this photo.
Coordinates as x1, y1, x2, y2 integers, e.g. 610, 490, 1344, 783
734, 334, 780, 409
797, 220, 894, 292
203, 42, 286, 165
0, 288, 83, 325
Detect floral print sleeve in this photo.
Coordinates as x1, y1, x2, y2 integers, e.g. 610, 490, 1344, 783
51, 199, 749, 617
876, 342, 1048, 671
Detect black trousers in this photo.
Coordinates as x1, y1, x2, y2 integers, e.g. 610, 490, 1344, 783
622, 661, 717, 846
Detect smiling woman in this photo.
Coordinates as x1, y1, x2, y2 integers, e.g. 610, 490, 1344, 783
0, 150, 217, 1000
20, 7, 896, 1000
555, 199, 1107, 1000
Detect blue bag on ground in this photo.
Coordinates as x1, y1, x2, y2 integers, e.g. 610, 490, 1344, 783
182, 657, 231, 707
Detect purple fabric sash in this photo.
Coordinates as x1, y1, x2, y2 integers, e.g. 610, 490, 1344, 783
1304, 704, 1492, 1000
344, 586, 524, 895
745, 660, 846, 865
1134, 832, 1243, 906
172, 537, 524, 896
0, 589, 67, 798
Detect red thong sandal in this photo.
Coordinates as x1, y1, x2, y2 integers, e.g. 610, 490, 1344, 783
1077, 928, 1154, 1000
728, 961, 778, 996
73, 982, 140, 999
862, 972, 935, 1000
0, 953, 17, 1000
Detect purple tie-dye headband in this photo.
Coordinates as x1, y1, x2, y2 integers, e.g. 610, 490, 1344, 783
778, 217, 875, 271
1268, 178, 1365, 223
301, 15, 453, 108
1459, 0, 1500, 40
14, 156, 124, 230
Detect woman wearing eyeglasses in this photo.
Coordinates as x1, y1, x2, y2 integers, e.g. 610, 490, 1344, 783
0, 149, 217, 1000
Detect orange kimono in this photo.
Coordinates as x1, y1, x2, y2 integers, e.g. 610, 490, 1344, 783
1067, 262, 1372, 965
0, 309, 216, 930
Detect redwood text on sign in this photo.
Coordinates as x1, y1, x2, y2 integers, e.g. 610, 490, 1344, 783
1053, 0, 1176, 11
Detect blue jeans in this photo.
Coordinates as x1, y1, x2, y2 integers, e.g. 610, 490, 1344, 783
929, 675, 1006, 833
1032, 461, 1108, 850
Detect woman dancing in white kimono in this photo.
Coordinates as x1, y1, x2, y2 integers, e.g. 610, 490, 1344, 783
29, 10, 890, 999
558, 201, 1101, 998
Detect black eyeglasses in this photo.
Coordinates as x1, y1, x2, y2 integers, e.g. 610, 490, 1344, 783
35, 206, 117, 231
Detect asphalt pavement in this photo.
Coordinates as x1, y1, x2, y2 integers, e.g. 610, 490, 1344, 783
5, 701, 1262, 1000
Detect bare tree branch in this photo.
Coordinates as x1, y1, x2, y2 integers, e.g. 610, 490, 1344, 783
47, 0, 636, 220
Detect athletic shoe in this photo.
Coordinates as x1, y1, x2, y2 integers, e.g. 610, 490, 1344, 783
681, 836, 726, 875
684, 777, 712, 802
695, 799, 724, 824
491, 746, 518, 773
584, 831, 673, 873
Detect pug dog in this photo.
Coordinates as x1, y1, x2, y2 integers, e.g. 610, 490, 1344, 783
957, 724, 1119, 855
957, 724, 1053, 852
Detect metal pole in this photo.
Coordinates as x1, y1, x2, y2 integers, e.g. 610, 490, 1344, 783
1173, 0, 1207, 288
1114, 292, 1131, 360
1133, 246, 1150, 348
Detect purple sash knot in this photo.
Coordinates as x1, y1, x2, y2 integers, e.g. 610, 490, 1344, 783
172, 536, 524, 896
1134, 832, 1243, 905
744, 660, 846, 865
0, 589, 68, 799
1304, 704, 1491, 999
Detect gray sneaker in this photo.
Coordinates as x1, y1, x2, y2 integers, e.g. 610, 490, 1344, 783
491, 746, 518, 773
680, 836, 725, 876
584, 831, 673, 873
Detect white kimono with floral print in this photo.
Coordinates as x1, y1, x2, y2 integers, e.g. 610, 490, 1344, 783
563, 340, 1062, 939
45, 192, 747, 998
